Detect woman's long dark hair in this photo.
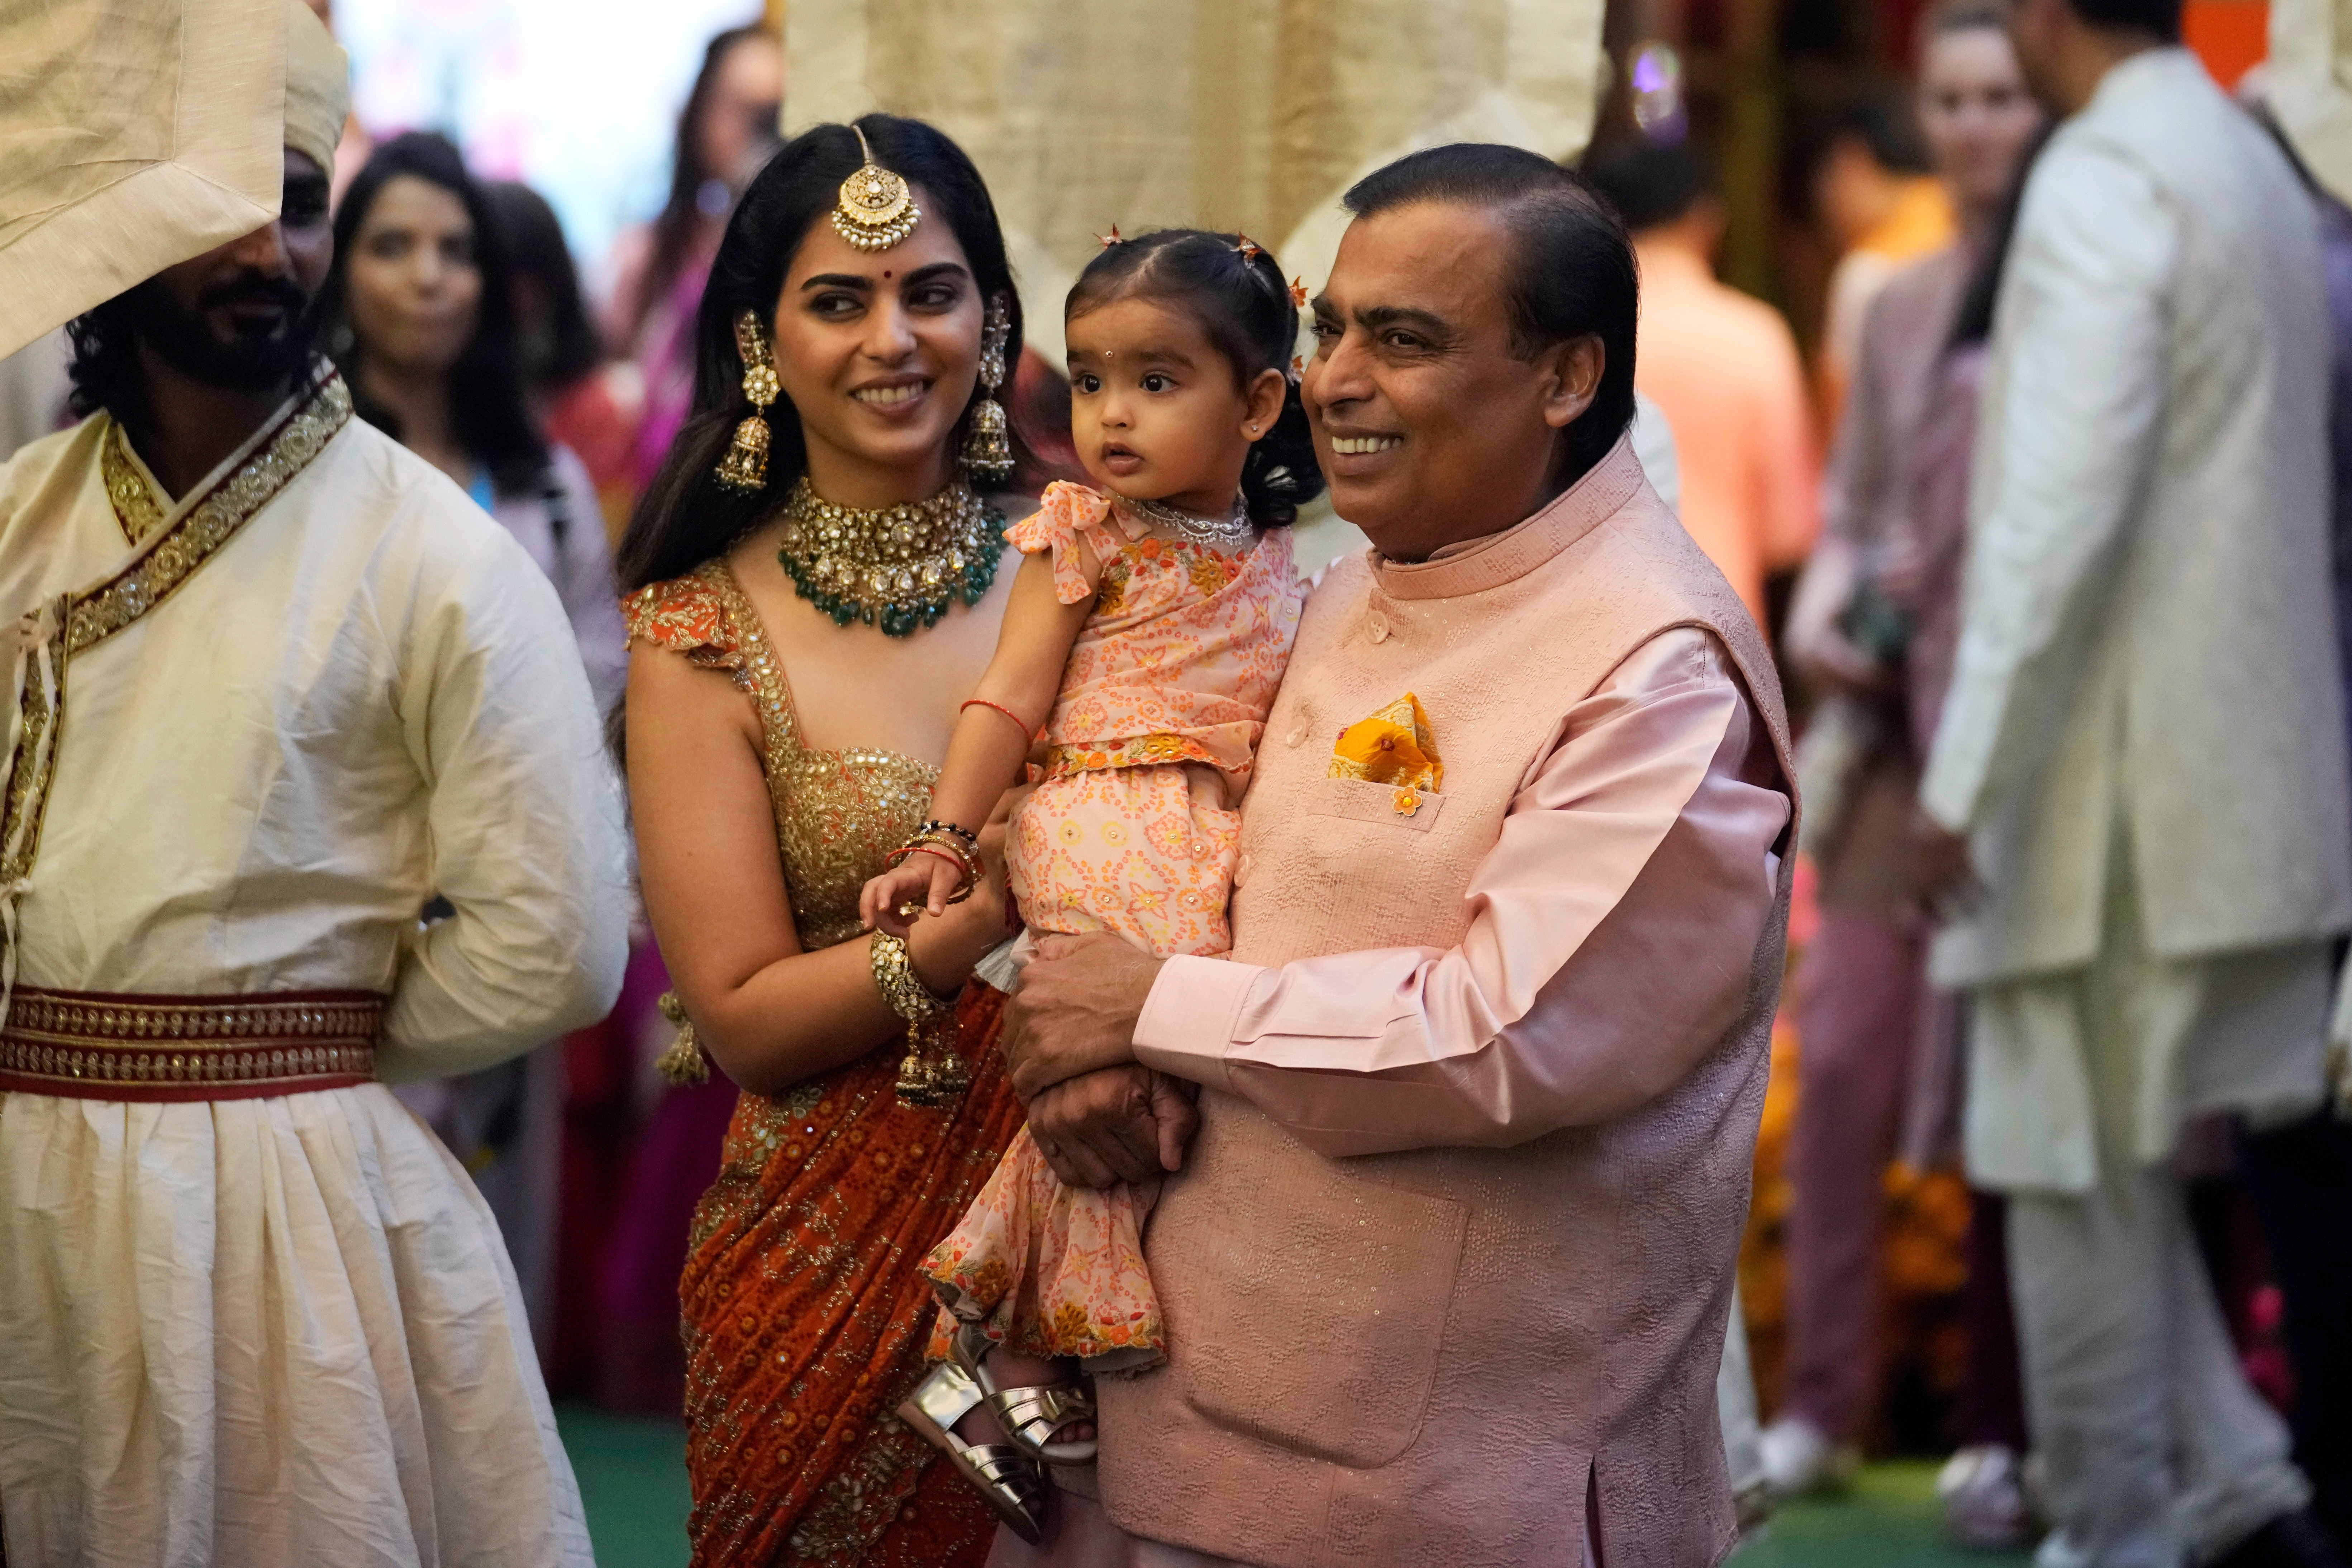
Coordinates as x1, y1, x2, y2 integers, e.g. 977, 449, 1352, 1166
617, 113, 1032, 592
325, 131, 548, 496
626, 24, 774, 348
485, 180, 604, 394
1067, 229, 1325, 526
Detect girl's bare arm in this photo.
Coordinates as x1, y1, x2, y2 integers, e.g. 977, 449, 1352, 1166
861, 545, 1097, 931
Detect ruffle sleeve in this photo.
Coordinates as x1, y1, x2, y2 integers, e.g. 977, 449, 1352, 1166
621, 567, 743, 674
1004, 481, 1146, 605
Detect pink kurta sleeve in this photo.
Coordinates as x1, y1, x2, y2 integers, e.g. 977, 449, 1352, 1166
1132, 626, 1791, 1157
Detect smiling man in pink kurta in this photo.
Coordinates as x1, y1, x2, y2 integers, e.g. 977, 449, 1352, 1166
998, 144, 1797, 1568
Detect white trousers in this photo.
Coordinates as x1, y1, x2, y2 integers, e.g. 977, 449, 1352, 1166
2008, 1159, 2306, 1567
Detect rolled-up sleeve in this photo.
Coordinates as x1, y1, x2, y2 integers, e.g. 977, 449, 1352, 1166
377, 524, 632, 1081
1133, 627, 1791, 1156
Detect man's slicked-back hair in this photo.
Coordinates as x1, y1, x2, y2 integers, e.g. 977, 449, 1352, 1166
2064, 0, 2181, 40
1342, 143, 1638, 482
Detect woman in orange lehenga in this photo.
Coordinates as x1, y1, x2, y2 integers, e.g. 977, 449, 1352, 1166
619, 116, 1043, 1565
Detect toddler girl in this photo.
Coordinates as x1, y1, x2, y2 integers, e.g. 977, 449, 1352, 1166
859, 228, 1317, 1539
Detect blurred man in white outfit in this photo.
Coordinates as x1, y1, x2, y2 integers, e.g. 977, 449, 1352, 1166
1915, 0, 2351, 1559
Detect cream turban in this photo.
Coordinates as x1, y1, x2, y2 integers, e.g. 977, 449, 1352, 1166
2272, 0, 2352, 208
0, 0, 346, 361
284, 0, 350, 177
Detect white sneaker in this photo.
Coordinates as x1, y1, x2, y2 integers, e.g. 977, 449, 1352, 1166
1939, 1445, 2033, 1550
2034, 1529, 2089, 1568
1757, 1416, 1860, 1498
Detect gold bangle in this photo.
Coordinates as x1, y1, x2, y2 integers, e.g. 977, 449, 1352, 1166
872, 931, 971, 1109
871, 930, 951, 1024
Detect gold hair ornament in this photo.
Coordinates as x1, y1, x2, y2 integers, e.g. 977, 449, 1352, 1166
714, 311, 780, 492
960, 295, 1014, 482
833, 124, 921, 252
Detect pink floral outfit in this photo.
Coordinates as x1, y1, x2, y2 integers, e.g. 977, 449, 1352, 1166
920, 481, 1303, 1371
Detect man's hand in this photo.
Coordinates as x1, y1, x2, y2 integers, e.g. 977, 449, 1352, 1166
1001, 930, 1162, 1100
1906, 806, 1977, 912
1026, 1065, 1201, 1188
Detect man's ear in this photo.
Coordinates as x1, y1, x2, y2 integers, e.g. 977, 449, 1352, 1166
1540, 335, 1605, 431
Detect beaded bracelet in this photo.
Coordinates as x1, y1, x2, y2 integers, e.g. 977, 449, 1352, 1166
920, 818, 981, 849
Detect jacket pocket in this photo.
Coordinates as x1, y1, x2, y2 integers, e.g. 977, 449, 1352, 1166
1169, 1133, 1469, 1468
1308, 775, 1447, 835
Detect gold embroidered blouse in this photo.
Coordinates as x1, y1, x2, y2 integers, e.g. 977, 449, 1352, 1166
623, 561, 937, 950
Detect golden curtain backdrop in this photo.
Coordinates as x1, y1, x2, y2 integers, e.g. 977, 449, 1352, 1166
785, 0, 1605, 359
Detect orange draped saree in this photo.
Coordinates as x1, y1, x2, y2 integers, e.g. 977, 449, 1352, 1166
680, 985, 1025, 1566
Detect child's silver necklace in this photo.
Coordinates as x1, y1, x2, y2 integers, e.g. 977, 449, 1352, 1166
1113, 493, 1254, 550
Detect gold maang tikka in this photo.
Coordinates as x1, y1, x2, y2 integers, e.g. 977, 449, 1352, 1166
959, 296, 1014, 482
832, 124, 921, 251
714, 310, 780, 491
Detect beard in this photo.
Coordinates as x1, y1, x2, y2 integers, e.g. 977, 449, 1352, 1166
127, 270, 322, 392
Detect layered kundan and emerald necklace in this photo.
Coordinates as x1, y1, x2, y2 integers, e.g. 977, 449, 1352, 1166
775, 477, 1003, 637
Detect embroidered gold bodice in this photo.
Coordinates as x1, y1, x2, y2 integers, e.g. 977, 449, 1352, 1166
623, 561, 937, 950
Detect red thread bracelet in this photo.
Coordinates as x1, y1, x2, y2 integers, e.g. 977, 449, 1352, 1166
961, 697, 1037, 740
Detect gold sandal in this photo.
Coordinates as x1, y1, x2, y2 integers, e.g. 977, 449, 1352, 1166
897, 1357, 1048, 1543
951, 1321, 1100, 1467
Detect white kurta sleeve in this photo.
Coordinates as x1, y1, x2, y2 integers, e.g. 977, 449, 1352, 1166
1920, 139, 2179, 832
376, 521, 630, 1081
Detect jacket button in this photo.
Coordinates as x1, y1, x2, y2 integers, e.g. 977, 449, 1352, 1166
1286, 727, 1307, 748
1367, 611, 1390, 643
1235, 853, 1253, 887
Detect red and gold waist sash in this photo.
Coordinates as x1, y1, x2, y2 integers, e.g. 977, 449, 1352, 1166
0, 986, 382, 1102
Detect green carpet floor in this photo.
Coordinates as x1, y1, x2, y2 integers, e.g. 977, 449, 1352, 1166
557, 1407, 2034, 1568
560, 1406, 694, 1568
1732, 1462, 2037, 1568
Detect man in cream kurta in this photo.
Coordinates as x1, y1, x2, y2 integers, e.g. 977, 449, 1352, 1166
1917, 4, 2351, 1562
0, 6, 628, 1564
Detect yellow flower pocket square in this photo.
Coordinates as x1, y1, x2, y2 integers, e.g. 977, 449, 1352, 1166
1328, 692, 1443, 812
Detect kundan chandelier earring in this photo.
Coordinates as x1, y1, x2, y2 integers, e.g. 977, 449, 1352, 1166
833, 124, 921, 251
960, 296, 1014, 482
714, 310, 780, 492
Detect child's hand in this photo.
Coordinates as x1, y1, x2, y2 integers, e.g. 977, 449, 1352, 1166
859, 853, 967, 938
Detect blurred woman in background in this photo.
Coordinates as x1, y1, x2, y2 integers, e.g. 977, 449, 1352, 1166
1771, 0, 2046, 1542
327, 130, 633, 1347
489, 178, 643, 536
602, 24, 784, 493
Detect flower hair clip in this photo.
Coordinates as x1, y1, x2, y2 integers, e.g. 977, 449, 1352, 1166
1098, 224, 1124, 248
1235, 234, 1262, 263
1289, 354, 1304, 384
1289, 276, 1308, 308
